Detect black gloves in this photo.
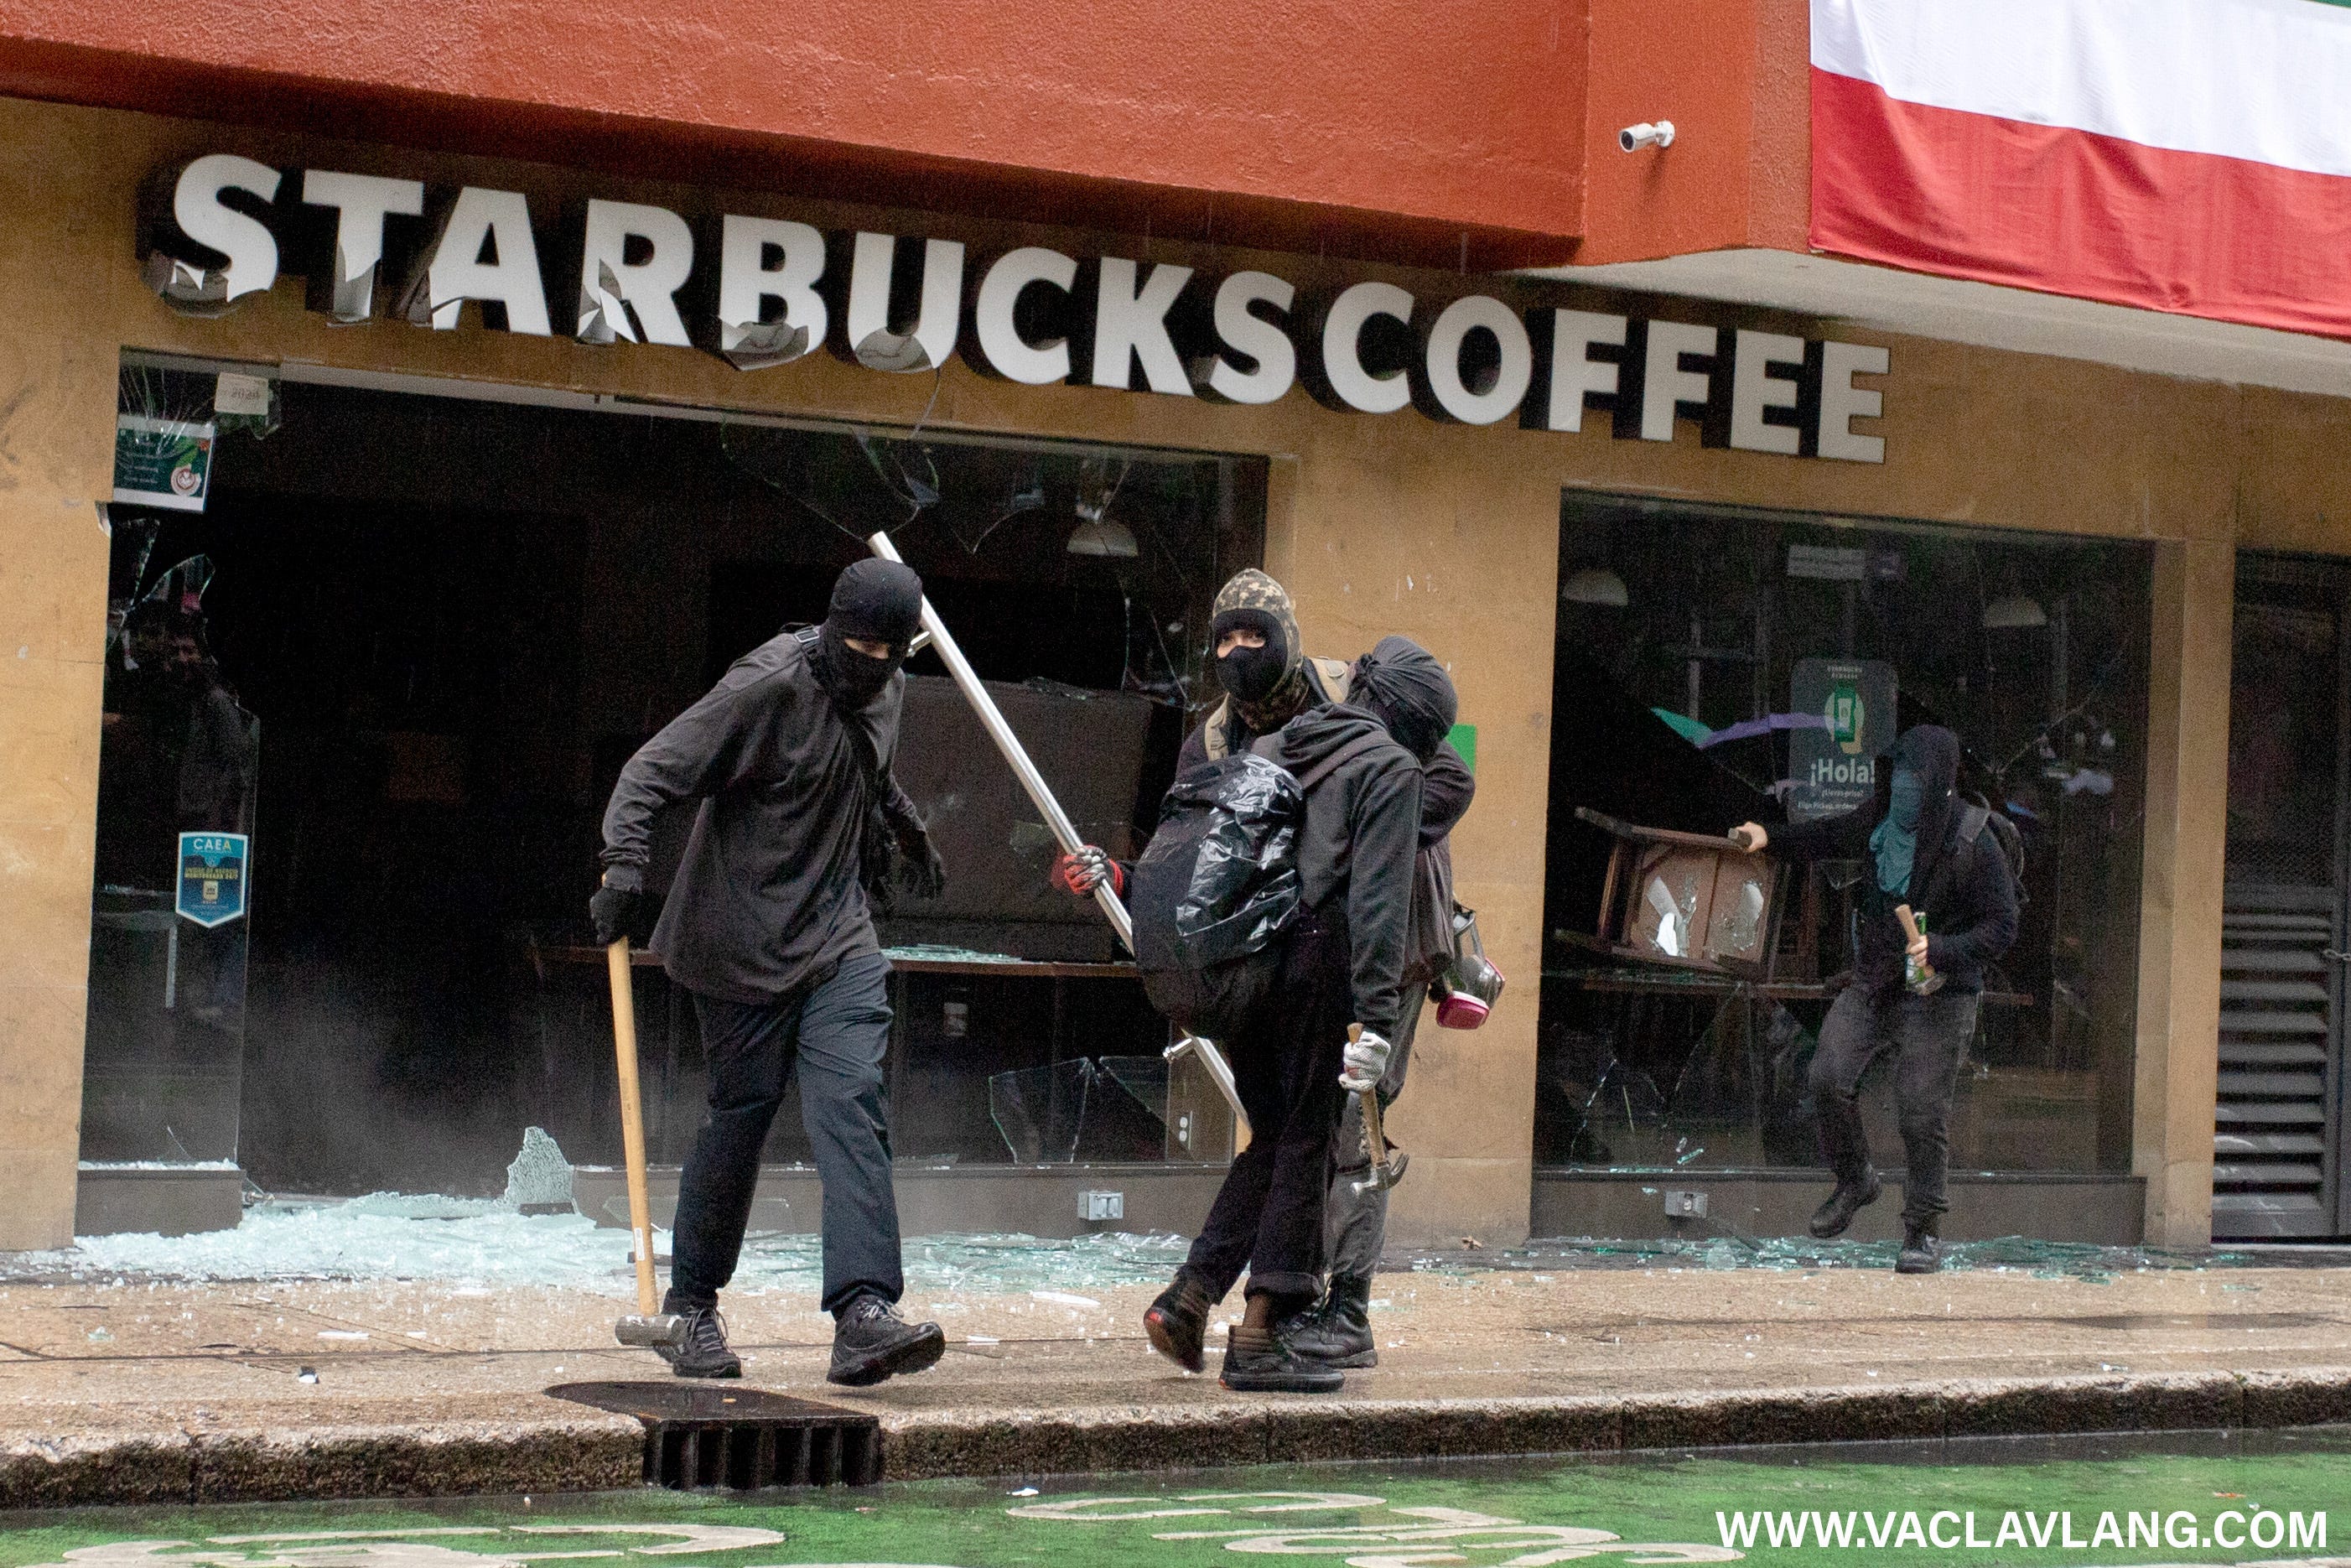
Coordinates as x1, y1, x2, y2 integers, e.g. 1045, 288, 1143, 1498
589, 874, 642, 946
896, 822, 947, 901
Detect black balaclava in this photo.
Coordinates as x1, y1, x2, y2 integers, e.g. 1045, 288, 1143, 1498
1352, 636, 1458, 761
1209, 567, 1310, 733
813, 559, 923, 713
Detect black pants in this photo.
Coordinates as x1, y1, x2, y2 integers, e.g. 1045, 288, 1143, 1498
1184, 904, 1352, 1302
1809, 984, 1981, 1227
668, 949, 903, 1315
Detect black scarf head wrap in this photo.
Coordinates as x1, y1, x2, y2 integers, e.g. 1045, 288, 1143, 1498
1352, 635, 1458, 761
814, 559, 923, 713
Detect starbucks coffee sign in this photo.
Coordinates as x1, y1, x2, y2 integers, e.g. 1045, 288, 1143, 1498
141, 153, 1890, 463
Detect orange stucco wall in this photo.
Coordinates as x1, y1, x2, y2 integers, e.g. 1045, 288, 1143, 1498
0, 0, 1612, 267
0, 0, 1823, 270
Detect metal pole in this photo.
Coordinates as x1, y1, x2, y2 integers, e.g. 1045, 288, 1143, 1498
865, 532, 1248, 1133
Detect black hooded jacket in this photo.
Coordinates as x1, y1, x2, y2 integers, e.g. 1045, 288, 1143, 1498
1767, 724, 2019, 995
599, 630, 921, 1003
1259, 704, 1427, 1037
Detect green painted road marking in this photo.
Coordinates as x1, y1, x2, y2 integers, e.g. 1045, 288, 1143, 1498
3, 1435, 2345, 1567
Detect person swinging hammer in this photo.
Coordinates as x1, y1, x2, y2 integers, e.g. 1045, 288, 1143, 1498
591, 559, 949, 1382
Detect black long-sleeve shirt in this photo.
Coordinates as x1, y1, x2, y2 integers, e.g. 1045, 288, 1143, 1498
599, 630, 913, 1004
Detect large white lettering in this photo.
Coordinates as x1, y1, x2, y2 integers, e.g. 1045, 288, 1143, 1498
972, 246, 1078, 384
1728, 329, 1804, 455
404, 187, 552, 335
844, 232, 964, 372
1316, 281, 1414, 414
714, 215, 827, 365
170, 154, 283, 304
1538, 309, 1626, 434
300, 169, 423, 322
147, 152, 1890, 463
1205, 272, 1297, 404
1818, 340, 1890, 463
1419, 294, 1531, 425
1087, 257, 1194, 395
576, 200, 693, 345
1640, 320, 1717, 442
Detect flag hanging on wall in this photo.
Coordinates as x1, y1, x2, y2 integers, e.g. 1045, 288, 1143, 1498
1810, 0, 2351, 340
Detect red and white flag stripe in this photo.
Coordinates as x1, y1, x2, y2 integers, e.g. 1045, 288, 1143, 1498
1810, 0, 2351, 339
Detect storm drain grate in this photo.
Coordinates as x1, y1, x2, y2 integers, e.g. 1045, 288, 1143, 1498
548, 1380, 881, 1488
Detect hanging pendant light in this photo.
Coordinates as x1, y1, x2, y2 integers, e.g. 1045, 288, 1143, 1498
1983, 593, 2048, 629
1561, 567, 1630, 607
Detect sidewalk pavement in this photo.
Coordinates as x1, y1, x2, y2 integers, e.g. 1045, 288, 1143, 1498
4, 1249, 2349, 1508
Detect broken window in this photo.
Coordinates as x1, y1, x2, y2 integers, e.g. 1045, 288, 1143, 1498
88, 356, 1263, 1206
1539, 495, 2150, 1180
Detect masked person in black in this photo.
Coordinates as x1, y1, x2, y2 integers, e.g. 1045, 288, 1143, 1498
1051, 569, 1350, 901
1731, 724, 2017, 1273
1151, 635, 1454, 1391
593, 559, 948, 1383
1282, 636, 1473, 1370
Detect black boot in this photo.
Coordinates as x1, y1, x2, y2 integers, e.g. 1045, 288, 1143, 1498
1896, 1218, 1942, 1274
1144, 1269, 1217, 1373
657, 1295, 741, 1380
1808, 1166, 1882, 1239
1219, 1331, 1344, 1394
827, 1293, 946, 1386
1279, 1275, 1377, 1368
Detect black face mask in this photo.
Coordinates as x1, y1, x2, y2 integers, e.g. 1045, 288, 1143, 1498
816, 626, 900, 712
1215, 640, 1289, 704
812, 559, 924, 714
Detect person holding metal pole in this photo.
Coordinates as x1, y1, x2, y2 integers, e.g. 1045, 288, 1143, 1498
1067, 616, 1456, 1391
590, 558, 948, 1383
1051, 569, 1346, 911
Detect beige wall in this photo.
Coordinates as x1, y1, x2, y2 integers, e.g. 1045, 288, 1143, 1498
4, 96, 2349, 1249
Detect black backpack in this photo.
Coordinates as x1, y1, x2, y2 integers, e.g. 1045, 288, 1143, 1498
1130, 735, 1389, 1038
1958, 792, 2027, 906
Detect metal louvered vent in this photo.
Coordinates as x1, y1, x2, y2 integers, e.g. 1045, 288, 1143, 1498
2212, 888, 2338, 1238
548, 1381, 881, 1488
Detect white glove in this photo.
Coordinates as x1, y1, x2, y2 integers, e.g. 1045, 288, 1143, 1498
1338, 1029, 1393, 1093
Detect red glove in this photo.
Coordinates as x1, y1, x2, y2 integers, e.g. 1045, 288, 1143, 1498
1051, 847, 1123, 898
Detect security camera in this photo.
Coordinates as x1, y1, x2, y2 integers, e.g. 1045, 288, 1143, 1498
1619, 121, 1675, 152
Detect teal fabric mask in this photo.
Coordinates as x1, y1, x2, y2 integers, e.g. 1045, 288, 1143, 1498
1871, 767, 1923, 895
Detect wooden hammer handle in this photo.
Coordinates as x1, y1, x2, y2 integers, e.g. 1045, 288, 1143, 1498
607, 938, 660, 1318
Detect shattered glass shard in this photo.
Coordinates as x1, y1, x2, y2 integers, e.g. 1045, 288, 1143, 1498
989, 1060, 1094, 1164
501, 1127, 573, 1211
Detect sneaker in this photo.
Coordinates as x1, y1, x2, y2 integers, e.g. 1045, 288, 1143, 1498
1807, 1167, 1883, 1240
657, 1302, 741, 1380
1895, 1223, 1943, 1275
827, 1293, 946, 1387
1279, 1275, 1377, 1369
1144, 1270, 1217, 1373
1219, 1332, 1344, 1394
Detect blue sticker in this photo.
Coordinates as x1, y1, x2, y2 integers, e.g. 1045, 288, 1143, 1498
176, 832, 249, 927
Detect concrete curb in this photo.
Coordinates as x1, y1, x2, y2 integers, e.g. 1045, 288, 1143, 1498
5, 1369, 2348, 1506
875, 1366, 2351, 1480
0, 1414, 645, 1509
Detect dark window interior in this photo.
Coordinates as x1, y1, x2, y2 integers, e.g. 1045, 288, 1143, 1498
91, 362, 1263, 1194
1539, 494, 2150, 1176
